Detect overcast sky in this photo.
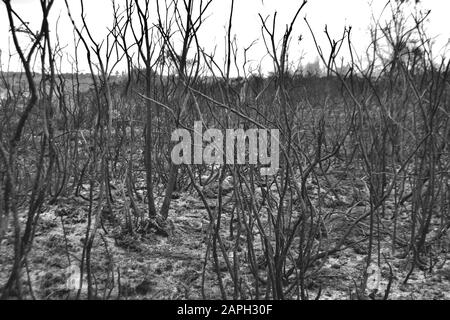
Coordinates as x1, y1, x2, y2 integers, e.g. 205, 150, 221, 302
1, 0, 449, 75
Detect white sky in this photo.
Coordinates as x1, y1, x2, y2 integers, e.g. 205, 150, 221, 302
1, 0, 449, 75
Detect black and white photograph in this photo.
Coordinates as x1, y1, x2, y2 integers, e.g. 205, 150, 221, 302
0, 0, 449, 305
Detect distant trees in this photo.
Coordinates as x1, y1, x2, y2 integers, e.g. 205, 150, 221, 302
299, 57, 324, 77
